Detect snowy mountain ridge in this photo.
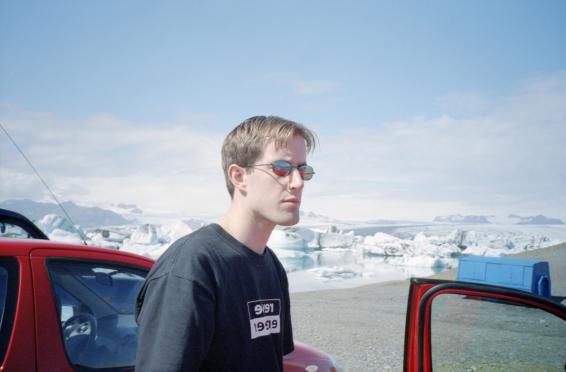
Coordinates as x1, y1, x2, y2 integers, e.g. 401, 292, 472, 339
1, 199, 131, 227
433, 214, 491, 224
509, 214, 565, 225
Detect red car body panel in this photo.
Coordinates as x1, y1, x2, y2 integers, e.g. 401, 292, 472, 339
1, 238, 337, 371
283, 340, 338, 372
403, 280, 433, 372
3, 255, 36, 372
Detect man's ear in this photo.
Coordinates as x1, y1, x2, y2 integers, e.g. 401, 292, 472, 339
227, 164, 247, 193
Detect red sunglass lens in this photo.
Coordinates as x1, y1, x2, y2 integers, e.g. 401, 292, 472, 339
273, 169, 289, 176
272, 161, 292, 176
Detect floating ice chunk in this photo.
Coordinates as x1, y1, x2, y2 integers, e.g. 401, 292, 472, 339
309, 266, 360, 281
48, 229, 87, 244
268, 229, 307, 251
271, 249, 315, 272
319, 230, 355, 248
128, 224, 163, 245
88, 233, 122, 249
360, 232, 408, 256
276, 227, 321, 249
444, 229, 467, 246
36, 214, 87, 242
86, 227, 131, 249
407, 240, 461, 259
160, 219, 205, 243
290, 227, 316, 242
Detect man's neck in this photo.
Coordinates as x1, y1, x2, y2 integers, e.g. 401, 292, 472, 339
218, 206, 275, 255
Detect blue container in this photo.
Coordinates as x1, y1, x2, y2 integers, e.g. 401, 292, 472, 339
457, 255, 551, 298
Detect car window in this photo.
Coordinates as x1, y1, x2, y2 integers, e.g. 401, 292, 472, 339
0, 267, 7, 326
430, 293, 566, 371
0, 222, 32, 239
0, 259, 18, 364
47, 260, 147, 371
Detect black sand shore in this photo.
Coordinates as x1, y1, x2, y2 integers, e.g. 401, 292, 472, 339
290, 242, 566, 371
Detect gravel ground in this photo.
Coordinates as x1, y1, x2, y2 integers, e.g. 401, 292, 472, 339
290, 242, 566, 371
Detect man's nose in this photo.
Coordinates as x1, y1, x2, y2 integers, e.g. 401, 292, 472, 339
288, 168, 305, 190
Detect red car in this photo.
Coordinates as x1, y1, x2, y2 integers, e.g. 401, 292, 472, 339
0, 209, 340, 372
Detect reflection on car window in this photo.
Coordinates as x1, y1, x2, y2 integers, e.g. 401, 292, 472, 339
0, 267, 7, 331
47, 260, 147, 371
430, 293, 566, 371
0, 259, 18, 363
0, 222, 32, 239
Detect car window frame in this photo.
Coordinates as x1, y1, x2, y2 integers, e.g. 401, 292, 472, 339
403, 278, 566, 372
0, 209, 49, 240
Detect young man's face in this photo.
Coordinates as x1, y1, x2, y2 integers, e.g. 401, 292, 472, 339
244, 135, 308, 228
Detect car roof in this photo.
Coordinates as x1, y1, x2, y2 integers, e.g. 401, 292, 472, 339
0, 237, 155, 264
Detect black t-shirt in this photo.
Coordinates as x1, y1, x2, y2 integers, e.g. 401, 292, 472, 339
135, 223, 294, 372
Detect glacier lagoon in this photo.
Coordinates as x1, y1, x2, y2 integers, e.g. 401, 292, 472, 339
31, 213, 566, 293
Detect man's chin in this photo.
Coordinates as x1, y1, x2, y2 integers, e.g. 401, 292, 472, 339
277, 213, 300, 227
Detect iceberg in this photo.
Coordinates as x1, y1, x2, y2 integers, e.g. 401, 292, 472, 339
360, 232, 409, 256
27, 210, 566, 293
268, 229, 307, 250
35, 214, 87, 244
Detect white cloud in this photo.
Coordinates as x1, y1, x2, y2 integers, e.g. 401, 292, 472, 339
1, 110, 224, 176
0, 108, 229, 216
2, 72, 565, 222
306, 71, 566, 221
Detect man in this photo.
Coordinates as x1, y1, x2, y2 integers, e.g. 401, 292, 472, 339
135, 116, 317, 371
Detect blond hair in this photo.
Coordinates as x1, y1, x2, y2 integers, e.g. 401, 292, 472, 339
221, 115, 317, 197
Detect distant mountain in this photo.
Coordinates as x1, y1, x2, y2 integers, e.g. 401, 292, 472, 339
115, 203, 143, 214
365, 219, 423, 225
105, 203, 144, 221
508, 214, 564, 225
0, 199, 132, 227
433, 214, 491, 224
300, 210, 332, 220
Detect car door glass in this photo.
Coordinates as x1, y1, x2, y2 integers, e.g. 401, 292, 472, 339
0, 222, 30, 239
430, 293, 566, 371
0, 259, 18, 364
0, 267, 7, 327
47, 260, 147, 371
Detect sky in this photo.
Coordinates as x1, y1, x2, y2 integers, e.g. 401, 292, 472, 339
1, 0, 565, 222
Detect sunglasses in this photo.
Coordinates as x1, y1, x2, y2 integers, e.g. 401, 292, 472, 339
250, 160, 315, 181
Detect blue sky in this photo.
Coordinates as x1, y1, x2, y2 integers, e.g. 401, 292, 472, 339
1, 0, 565, 221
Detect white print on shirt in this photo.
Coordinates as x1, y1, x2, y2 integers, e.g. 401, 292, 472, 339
247, 299, 281, 339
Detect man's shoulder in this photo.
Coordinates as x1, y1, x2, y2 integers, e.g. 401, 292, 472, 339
149, 224, 222, 279
173, 223, 220, 248
265, 247, 289, 286
266, 247, 285, 269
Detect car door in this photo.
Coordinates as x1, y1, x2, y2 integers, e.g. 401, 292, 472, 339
30, 247, 152, 372
0, 247, 36, 371
403, 278, 566, 372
